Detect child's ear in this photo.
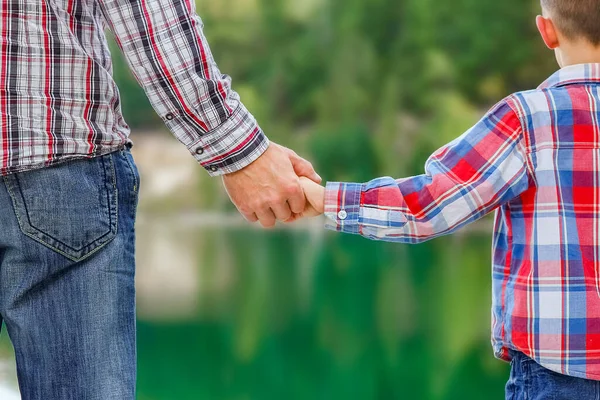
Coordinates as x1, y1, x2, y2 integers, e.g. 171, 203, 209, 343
536, 15, 560, 49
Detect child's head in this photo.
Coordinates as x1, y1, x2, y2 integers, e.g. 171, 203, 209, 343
538, 0, 600, 67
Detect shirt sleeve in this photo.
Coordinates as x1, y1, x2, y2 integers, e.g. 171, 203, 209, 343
98, 0, 269, 176
324, 98, 532, 243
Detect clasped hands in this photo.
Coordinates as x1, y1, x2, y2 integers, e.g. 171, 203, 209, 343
222, 142, 325, 228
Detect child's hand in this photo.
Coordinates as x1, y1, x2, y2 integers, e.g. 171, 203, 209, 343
300, 176, 325, 217
286, 177, 325, 222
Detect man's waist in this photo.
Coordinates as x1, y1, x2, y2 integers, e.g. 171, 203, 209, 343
0, 138, 130, 177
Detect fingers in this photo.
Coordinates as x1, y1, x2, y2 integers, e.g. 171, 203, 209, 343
287, 150, 322, 184
241, 212, 259, 223
299, 177, 326, 215
264, 183, 303, 224
283, 213, 302, 224
287, 187, 306, 214
271, 201, 293, 222
256, 208, 277, 228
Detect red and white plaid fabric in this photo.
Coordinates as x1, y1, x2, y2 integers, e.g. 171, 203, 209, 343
0, 0, 268, 176
325, 64, 600, 380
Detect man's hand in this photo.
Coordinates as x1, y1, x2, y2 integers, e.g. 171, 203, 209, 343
222, 143, 321, 228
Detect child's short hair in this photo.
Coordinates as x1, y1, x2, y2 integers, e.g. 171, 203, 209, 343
541, 0, 600, 45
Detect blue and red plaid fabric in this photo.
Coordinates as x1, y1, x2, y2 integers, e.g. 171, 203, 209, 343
325, 63, 600, 380
0, 0, 268, 176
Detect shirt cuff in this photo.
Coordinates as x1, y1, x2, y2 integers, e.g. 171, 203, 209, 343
324, 182, 363, 234
184, 103, 270, 176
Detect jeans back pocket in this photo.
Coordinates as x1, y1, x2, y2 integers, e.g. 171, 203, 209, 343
3, 154, 118, 261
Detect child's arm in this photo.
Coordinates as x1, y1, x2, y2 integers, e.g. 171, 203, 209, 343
322, 98, 533, 243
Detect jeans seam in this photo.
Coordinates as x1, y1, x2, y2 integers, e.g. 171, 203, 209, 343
121, 150, 140, 218
122, 149, 138, 194
522, 357, 530, 400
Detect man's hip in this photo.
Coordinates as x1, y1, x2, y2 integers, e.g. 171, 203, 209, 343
0, 148, 140, 400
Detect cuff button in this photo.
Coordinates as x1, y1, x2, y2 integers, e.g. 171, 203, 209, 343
209, 165, 218, 172
338, 210, 348, 220
196, 147, 205, 155
165, 113, 175, 121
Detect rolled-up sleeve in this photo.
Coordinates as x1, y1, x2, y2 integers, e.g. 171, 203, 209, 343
99, 0, 269, 175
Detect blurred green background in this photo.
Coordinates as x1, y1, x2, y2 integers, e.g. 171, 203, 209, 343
0, 0, 559, 398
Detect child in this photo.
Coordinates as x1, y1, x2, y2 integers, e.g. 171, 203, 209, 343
297, 1, 600, 398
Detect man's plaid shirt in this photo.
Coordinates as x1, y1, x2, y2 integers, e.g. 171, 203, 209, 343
325, 64, 600, 380
0, 0, 268, 176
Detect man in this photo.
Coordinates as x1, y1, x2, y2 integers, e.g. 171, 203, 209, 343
0, 0, 319, 398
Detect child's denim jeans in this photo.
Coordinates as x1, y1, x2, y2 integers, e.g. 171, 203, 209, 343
506, 350, 600, 399
0, 148, 139, 399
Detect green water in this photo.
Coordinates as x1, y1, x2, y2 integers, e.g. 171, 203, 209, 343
0, 221, 508, 399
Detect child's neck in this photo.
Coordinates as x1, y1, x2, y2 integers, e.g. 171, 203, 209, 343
558, 40, 600, 67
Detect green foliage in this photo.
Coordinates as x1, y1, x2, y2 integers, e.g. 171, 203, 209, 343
309, 124, 380, 181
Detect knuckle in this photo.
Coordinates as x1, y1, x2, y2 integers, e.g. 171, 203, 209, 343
249, 199, 265, 211
268, 195, 284, 206
285, 183, 301, 196
301, 161, 314, 172
238, 205, 253, 215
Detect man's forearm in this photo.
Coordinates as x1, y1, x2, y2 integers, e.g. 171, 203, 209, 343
98, 0, 268, 175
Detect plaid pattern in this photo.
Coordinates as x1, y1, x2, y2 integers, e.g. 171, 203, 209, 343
325, 63, 600, 380
0, 0, 268, 176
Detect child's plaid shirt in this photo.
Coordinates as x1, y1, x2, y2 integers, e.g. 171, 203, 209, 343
325, 63, 600, 380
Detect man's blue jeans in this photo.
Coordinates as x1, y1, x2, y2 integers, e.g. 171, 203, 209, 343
0, 148, 139, 399
506, 350, 600, 399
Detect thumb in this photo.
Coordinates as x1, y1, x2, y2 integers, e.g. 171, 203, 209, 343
289, 152, 322, 184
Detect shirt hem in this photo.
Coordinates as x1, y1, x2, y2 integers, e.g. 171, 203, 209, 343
0, 144, 129, 177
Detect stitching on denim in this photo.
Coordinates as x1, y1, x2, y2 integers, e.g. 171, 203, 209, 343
106, 152, 119, 235
3, 175, 81, 261
3, 156, 119, 262
121, 150, 140, 218
123, 151, 138, 194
